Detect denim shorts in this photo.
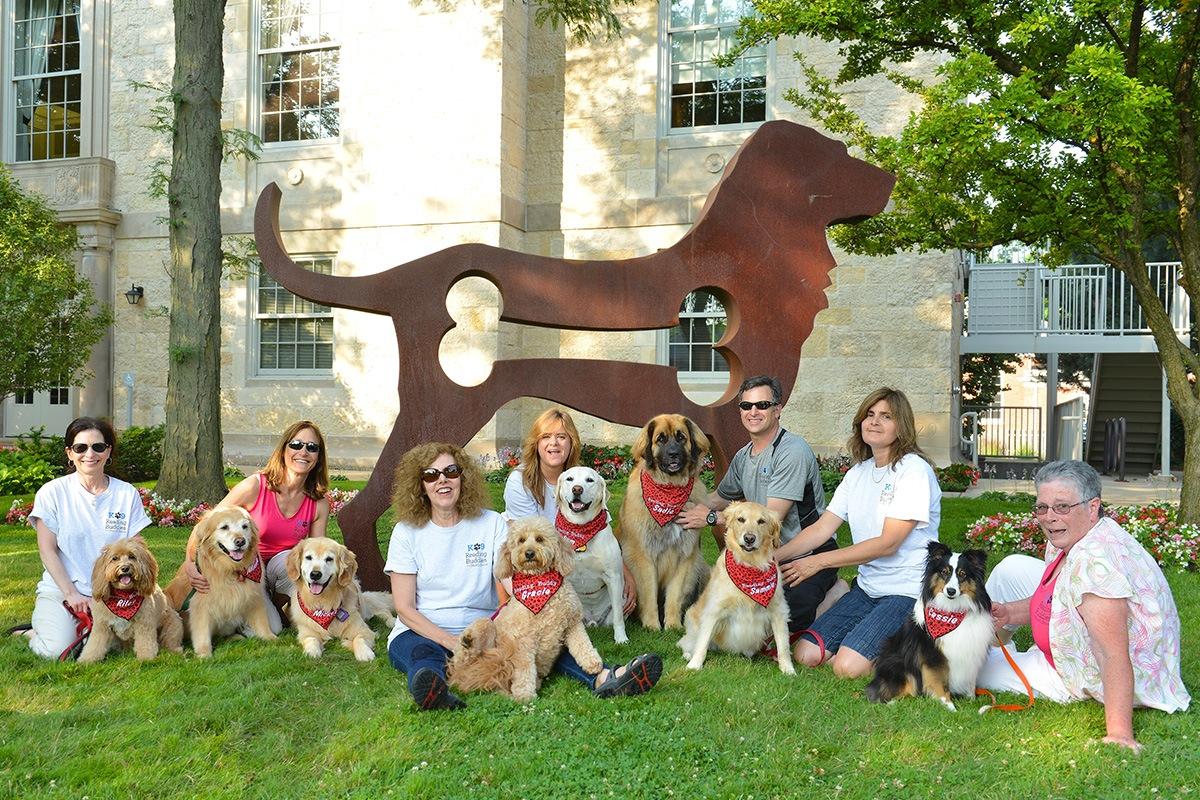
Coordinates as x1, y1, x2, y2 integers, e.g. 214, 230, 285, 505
800, 581, 914, 661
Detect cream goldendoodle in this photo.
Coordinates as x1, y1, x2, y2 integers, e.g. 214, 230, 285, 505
449, 516, 603, 702
79, 538, 184, 663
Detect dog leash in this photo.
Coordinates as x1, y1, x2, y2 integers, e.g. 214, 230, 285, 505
59, 602, 93, 662
975, 642, 1035, 713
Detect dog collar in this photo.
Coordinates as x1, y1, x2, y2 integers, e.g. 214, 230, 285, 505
555, 509, 608, 552
511, 570, 563, 615
924, 606, 967, 639
237, 555, 262, 583
640, 471, 695, 526
724, 548, 777, 607
103, 588, 145, 621
297, 594, 349, 630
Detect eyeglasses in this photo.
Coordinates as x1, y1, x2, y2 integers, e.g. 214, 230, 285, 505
286, 440, 321, 453
1032, 499, 1095, 517
421, 464, 463, 483
738, 400, 779, 411
69, 442, 110, 454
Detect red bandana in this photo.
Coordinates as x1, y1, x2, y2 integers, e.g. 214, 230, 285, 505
724, 548, 777, 607
238, 555, 262, 583
640, 471, 695, 526
924, 606, 967, 640
103, 589, 144, 621
298, 594, 345, 630
511, 570, 563, 614
555, 509, 608, 551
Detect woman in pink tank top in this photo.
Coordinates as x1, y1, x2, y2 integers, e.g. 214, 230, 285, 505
183, 420, 331, 631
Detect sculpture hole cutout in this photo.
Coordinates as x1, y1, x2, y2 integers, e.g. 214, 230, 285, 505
672, 286, 739, 405
439, 276, 501, 387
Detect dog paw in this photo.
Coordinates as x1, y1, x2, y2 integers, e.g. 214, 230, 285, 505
940, 698, 957, 712
355, 648, 375, 662
686, 659, 705, 671
614, 631, 628, 645
780, 663, 796, 676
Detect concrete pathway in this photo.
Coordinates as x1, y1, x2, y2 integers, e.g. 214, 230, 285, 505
956, 471, 1181, 506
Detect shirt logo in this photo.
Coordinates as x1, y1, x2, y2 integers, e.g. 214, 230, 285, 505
465, 541, 487, 567
104, 510, 128, 533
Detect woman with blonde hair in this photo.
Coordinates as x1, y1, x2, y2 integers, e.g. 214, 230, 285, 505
183, 420, 331, 632
772, 387, 941, 678
386, 441, 660, 711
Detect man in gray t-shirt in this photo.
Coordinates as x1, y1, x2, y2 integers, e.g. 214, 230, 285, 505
678, 375, 839, 635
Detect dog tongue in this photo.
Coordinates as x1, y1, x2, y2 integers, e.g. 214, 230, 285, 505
118, 575, 133, 586
229, 550, 245, 562
309, 582, 324, 595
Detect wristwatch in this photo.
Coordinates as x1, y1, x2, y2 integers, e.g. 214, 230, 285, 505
706, 509, 718, 526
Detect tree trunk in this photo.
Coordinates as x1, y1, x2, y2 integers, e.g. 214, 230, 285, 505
156, 0, 229, 504
1178, 405, 1200, 525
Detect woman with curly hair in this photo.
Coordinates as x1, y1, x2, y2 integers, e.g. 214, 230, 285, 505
387, 441, 661, 711
182, 420, 330, 631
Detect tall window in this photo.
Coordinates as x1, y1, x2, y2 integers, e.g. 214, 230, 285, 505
13, 0, 82, 161
667, 0, 765, 130
255, 257, 335, 374
258, 0, 340, 144
669, 291, 729, 375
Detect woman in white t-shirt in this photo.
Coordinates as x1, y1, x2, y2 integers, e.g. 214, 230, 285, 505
502, 407, 636, 616
387, 441, 661, 711
17, 417, 151, 658
773, 387, 941, 679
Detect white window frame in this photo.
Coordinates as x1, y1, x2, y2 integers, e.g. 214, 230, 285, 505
658, 290, 730, 382
251, 255, 336, 377
659, 0, 770, 136
253, 0, 341, 148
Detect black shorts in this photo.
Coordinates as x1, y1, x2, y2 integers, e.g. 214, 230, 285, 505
780, 536, 839, 633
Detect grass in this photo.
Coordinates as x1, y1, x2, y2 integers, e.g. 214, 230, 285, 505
1, 491, 1196, 799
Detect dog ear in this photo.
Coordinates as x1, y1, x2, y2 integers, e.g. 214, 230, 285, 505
684, 417, 711, 460
764, 508, 782, 549
243, 512, 260, 546
286, 545, 304, 583
133, 540, 159, 594
599, 473, 610, 514
632, 418, 655, 468
338, 545, 358, 587
554, 533, 576, 577
91, 545, 113, 602
493, 536, 514, 581
926, 540, 951, 563
962, 548, 988, 574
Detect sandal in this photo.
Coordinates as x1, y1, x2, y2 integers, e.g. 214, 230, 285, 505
410, 668, 466, 711
593, 653, 662, 698
7, 622, 33, 637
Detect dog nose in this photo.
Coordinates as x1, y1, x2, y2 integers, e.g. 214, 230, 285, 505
945, 587, 957, 597
743, 534, 756, 546
234, 537, 246, 549
524, 549, 535, 560
572, 485, 583, 497
309, 570, 322, 581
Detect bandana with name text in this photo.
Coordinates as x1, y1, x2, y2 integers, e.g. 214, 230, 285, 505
640, 471, 695, 526
724, 548, 777, 607
555, 509, 608, 551
923, 606, 967, 640
103, 588, 145, 621
511, 570, 563, 614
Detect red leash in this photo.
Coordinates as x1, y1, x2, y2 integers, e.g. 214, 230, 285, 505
976, 643, 1035, 712
59, 601, 93, 662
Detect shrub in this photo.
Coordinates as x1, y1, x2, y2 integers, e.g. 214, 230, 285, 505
13, 426, 67, 474
224, 465, 246, 480
936, 462, 980, 493
0, 450, 58, 495
965, 502, 1199, 571
817, 453, 853, 496
326, 487, 358, 514
580, 443, 634, 480
112, 425, 164, 483
6, 499, 34, 524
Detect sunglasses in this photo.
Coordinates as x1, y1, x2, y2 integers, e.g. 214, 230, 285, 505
738, 400, 779, 411
69, 442, 111, 454
421, 464, 463, 483
286, 440, 321, 453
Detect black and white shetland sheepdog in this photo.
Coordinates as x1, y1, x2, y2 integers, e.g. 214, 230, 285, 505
866, 541, 993, 711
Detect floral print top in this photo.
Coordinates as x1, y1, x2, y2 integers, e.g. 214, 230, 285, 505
1046, 517, 1190, 712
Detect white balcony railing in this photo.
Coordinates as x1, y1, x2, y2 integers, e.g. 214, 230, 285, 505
966, 262, 1190, 337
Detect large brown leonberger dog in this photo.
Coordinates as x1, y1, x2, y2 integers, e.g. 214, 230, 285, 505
617, 414, 711, 630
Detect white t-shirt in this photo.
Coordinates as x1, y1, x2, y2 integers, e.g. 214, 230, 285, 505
384, 509, 509, 646
30, 473, 152, 596
827, 453, 941, 599
503, 467, 556, 523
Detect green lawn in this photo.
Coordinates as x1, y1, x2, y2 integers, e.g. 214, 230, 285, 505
1, 492, 1195, 799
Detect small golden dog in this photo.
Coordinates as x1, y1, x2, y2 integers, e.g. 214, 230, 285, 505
618, 414, 712, 630
448, 516, 603, 702
678, 502, 795, 674
164, 506, 276, 657
286, 537, 387, 661
78, 538, 184, 663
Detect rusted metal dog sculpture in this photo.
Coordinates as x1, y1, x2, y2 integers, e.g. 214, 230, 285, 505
254, 121, 894, 589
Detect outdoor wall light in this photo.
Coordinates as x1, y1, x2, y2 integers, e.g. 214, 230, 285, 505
124, 284, 144, 305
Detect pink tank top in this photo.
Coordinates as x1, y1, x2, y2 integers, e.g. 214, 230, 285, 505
1030, 551, 1064, 668
249, 473, 317, 563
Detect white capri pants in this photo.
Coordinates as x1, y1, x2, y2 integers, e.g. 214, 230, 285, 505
261, 550, 296, 634
29, 586, 86, 659
977, 554, 1075, 704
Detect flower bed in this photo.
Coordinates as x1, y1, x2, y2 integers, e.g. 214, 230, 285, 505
935, 462, 981, 493
965, 502, 1199, 571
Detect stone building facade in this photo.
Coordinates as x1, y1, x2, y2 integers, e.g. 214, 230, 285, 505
2, 0, 955, 467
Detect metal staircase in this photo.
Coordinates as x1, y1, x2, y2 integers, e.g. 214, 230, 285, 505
1085, 353, 1164, 476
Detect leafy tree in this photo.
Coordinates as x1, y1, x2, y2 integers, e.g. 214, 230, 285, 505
0, 165, 111, 403
736, 0, 1200, 521
960, 353, 1022, 407
159, 0, 637, 503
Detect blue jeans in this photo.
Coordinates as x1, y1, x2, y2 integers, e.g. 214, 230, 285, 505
387, 630, 602, 691
800, 581, 914, 661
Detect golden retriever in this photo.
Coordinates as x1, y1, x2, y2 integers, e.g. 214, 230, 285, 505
618, 414, 711, 630
164, 506, 276, 657
286, 537, 385, 661
78, 538, 184, 663
448, 516, 603, 702
678, 502, 795, 674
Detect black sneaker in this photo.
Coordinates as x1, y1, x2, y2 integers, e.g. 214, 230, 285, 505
593, 653, 663, 698
410, 668, 466, 711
